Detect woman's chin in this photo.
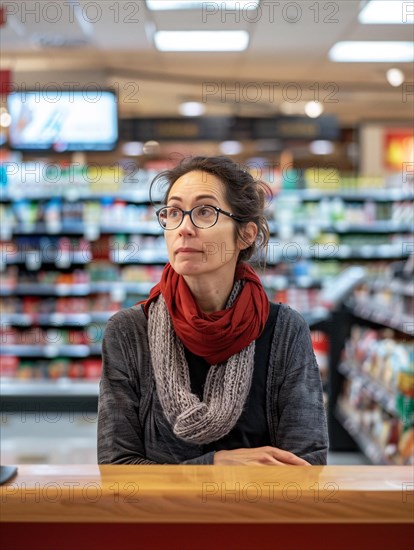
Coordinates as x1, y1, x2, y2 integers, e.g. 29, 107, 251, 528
171, 258, 206, 276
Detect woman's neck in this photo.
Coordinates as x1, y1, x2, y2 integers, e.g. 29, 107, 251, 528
183, 274, 235, 313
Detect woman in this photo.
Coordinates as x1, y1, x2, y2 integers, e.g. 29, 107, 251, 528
98, 156, 328, 465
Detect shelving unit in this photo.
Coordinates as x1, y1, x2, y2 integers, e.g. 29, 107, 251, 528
1, 162, 413, 466
335, 401, 396, 465
338, 361, 397, 415
329, 263, 414, 464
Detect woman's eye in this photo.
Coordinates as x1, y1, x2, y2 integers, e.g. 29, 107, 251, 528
168, 208, 180, 218
199, 207, 213, 217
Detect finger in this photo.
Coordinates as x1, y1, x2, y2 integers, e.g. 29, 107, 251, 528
260, 456, 287, 466
272, 449, 309, 465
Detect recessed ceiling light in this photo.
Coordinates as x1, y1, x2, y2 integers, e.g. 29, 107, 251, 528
279, 101, 307, 116
154, 31, 249, 52
179, 102, 206, 116
386, 68, 405, 86
219, 141, 243, 155
121, 142, 144, 156
143, 140, 161, 155
329, 42, 414, 62
305, 101, 324, 118
309, 141, 334, 155
0, 112, 12, 128
146, 1, 259, 10
359, 1, 412, 24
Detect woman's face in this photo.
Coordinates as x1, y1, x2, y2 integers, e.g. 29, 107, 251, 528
164, 170, 243, 279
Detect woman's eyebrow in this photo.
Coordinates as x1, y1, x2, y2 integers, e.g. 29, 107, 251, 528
168, 194, 219, 203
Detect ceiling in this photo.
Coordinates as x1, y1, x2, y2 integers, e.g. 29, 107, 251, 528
1, 0, 413, 125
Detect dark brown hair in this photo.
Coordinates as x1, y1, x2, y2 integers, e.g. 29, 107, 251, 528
150, 156, 272, 263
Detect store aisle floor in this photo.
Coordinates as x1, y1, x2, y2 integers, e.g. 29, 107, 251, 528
328, 452, 371, 465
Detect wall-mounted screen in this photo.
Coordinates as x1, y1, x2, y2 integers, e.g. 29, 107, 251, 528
7, 89, 118, 152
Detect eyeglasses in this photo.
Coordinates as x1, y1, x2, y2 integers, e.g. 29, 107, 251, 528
155, 204, 244, 230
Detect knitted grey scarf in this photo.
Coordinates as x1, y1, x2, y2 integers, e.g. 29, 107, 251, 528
147, 281, 256, 445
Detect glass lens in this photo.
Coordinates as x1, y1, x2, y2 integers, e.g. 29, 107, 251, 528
192, 206, 217, 228
158, 206, 182, 229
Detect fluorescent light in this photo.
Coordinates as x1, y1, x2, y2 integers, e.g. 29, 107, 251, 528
219, 141, 243, 155
386, 68, 405, 86
154, 31, 249, 52
143, 140, 161, 155
329, 42, 414, 62
146, 1, 259, 10
305, 101, 323, 118
0, 112, 12, 128
279, 101, 307, 115
121, 142, 144, 156
179, 102, 206, 116
309, 141, 334, 155
359, 1, 413, 24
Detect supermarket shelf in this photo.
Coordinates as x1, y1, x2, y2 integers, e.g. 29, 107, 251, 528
91, 281, 153, 294
0, 190, 153, 203
269, 220, 414, 234
1, 312, 117, 326
0, 378, 99, 397
0, 282, 154, 297
348, 298, 414, 335
2, 188, 414, 202
301, 308, 330, 326
265, 244, 411, 263
2, 245, 410, 268
0, 284, 90, 296
338, 362, 397, 416
1, 251, 89, 266
335, 402, 394, 465
260, 274, 324, 290
0, 345, 94, 358
282, 190, 414, 202
0, 378, 99, 412
114, 252, 167, 264
89, 344, 103, 355
371, 279, 414, 297
12, 222, 163, 236
1, 252, 168, 266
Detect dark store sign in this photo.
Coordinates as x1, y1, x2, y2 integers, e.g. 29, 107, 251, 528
253, 115, 340, 140
123, 117, 231, 142
120, 116, 339, 142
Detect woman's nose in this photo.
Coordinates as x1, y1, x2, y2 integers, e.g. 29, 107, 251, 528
178, 212, 196, 235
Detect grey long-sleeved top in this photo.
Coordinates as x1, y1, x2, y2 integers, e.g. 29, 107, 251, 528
97, 302, 329, 465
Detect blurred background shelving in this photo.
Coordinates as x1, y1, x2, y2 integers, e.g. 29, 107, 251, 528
0, 0, 413, 466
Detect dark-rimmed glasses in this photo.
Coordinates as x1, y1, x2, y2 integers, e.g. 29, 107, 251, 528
156, 205, 244, 230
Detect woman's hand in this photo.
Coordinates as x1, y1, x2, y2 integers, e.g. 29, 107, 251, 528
213, 446, 310, 465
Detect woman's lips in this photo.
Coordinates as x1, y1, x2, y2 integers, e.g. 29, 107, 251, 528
175, 247, 202, 254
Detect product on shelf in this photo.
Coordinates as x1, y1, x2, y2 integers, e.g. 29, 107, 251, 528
1, 164, 412, 397
338, 324, 413, 465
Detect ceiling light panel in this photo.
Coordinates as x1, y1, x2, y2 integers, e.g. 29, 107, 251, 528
329, 42, 414, 62
154, 31, 249, 51
359, 1, 413, 24
146, 1, 259, 10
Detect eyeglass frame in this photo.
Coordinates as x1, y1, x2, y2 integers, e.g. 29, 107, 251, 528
155, 204, 245, 230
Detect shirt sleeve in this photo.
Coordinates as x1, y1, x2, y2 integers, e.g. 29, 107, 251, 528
97, 312, 156, 464
97, 311, 217, 465
271, 307, 329, 465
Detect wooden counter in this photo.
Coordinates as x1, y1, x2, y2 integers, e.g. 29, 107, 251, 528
1, 465, 413, 550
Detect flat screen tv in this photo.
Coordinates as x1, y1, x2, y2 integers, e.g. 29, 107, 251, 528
7, 89, 118, 152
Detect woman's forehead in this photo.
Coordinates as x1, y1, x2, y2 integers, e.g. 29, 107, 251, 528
169, 170, 226, 199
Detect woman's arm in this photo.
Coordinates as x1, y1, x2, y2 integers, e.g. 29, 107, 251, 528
97, 310, 217, 465
97, 313, 157, 464
273, 310, 329, 465
214, 306, 328, 467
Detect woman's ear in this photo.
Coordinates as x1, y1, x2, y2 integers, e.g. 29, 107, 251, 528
238, 222, 258, 250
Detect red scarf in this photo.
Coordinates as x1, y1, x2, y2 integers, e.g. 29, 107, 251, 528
139, 262, 270, 365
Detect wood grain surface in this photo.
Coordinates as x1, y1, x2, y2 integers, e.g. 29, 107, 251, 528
1, 465, 413, 524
